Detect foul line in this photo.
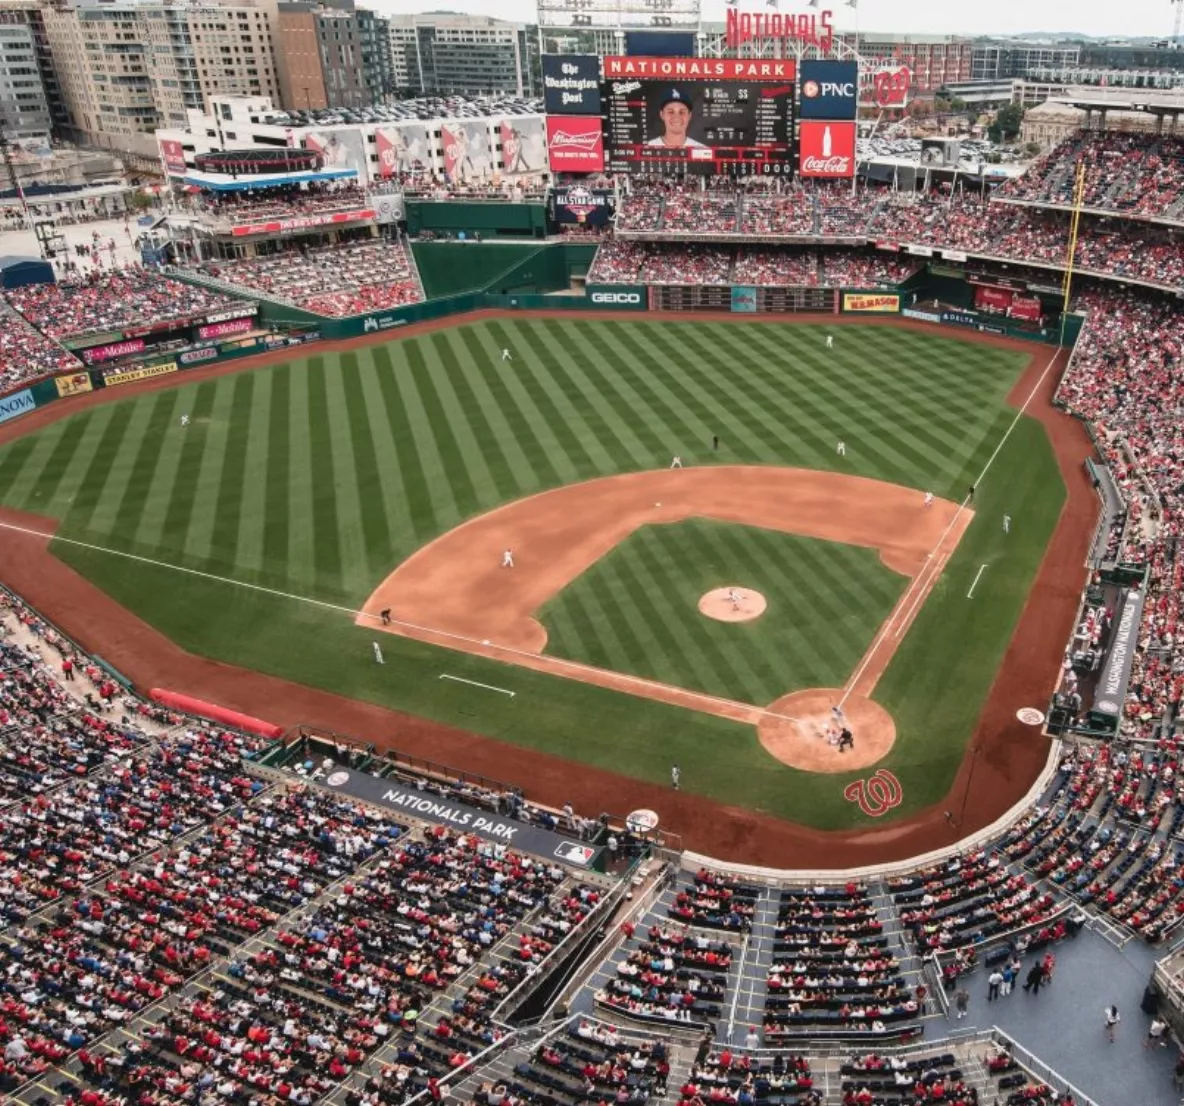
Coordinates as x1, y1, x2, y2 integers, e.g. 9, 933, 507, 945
440, 674, 515, 698
967, 564, 989, 600
0, 519, 805, 726
838, 345, 1064, 709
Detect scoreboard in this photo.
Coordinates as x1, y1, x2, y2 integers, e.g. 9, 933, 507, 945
602, 56, 795, 177
537, 0, 700, 30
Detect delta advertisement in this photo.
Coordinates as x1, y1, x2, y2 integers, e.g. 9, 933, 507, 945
550, 185, 615, 226
0, 388, 35, 425
843, 292, 900, 313
198, 318, 254, 341
798, 60, 858, 120
375, 123, 434, 179
546, 116, 605, 173
158, 137, 188, 176
499, 117, 548, 178
102, 362, 178, 388
542, 55, 602, 116
82, 338, 145, 365
798, 120, 856, 178
441, 120, 494, 184
54, 372, 94, 398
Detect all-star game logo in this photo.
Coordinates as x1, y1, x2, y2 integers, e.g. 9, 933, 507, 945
559, 185, 604, 221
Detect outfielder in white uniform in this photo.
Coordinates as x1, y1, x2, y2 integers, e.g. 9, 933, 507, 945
502, 348, 513, 362
180, 414, 190, 427
502, 549, 515, 568
826, 334, 834, 349
670, 456, 683, 469
836, 440, 846, 457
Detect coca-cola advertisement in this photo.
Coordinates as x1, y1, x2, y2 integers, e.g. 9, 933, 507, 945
798, 120, 855, 178
159, 138, 188, 176
546, 117, 606, 173
441, 121, 493, 185
197, 318, 254, 341
974, 285, 1014, 313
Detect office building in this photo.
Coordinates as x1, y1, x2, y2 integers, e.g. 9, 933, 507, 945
386, 14, 539, 98
970, 40, 1080, 81
0, 8, 51, 138
276, 0, 393, 111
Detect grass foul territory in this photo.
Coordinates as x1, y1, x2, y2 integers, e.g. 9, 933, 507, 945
0, 318, 1063, 829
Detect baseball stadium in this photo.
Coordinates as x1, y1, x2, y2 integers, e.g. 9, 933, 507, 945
0, 12, 1180, 1106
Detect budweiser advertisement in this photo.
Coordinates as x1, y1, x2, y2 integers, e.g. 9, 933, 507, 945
546, 116, 605, 173
798, 121, 855, 178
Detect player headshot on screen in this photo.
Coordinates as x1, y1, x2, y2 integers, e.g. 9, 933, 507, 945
646, 88, 708, 149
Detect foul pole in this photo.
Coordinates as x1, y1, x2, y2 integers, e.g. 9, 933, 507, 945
1059, 160, 1087, 348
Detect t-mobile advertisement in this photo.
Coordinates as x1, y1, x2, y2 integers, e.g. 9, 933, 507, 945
798, 120, 855, 178
546, 116, 606, 173
197, 317, 254, 340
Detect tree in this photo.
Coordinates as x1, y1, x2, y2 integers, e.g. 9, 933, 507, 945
988, 102, 1025, 144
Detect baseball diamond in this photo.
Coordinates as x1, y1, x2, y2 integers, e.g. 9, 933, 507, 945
0, 315, 1064, 837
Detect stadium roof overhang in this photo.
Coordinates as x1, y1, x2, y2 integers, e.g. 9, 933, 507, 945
181, 169, 359, 191
1053, 85, 1184, 115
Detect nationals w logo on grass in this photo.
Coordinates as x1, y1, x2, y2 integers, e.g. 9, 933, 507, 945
844, 769, 903, 817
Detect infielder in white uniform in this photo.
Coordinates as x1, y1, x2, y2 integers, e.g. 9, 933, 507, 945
924, 491, 934, 508
670, 456, 683, 469
502, 348, 513, 361
826, 335, 834, 349
502, 549, 514, 568
836, 440, 846, 457
180, 414, 190, 427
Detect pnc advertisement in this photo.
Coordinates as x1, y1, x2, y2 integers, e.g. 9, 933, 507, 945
799, 60, 859, 120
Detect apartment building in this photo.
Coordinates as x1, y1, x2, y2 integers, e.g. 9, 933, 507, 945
0, 8, 51, 137
276, 0, 392, 111
387, 14, 539, 97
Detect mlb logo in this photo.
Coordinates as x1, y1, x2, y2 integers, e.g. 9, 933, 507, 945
554, 841, 596, 866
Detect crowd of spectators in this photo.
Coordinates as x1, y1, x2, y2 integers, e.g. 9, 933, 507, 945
0, 303, 80, 393
197, 238, 424, 317
192, 183, 372, 227
4, 268, 245, 342
841, 1050, 974, 1106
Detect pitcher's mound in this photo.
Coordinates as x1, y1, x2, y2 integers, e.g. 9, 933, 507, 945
759, 688, 896, 773
699, 587, 767, 623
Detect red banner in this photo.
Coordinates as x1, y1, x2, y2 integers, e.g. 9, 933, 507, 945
159, 138, 187, 176
197, 317, 253, 340
1009, 295, 1043, 322
546, 116, 605, 173
603, 56, 795, 81
376, 128, 395, 179
230, 209, 375, 237
798, 121, 855, 178
974, 285, 1014, 312
441, 123, 462, 183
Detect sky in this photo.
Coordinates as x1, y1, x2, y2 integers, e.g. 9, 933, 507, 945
367, 0, 1177, 41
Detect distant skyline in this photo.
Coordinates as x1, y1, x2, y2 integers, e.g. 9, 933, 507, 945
368, 0, 1177, 40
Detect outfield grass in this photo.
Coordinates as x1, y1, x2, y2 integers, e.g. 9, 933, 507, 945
0, 318, 1063, 827
541, 519, 906, 704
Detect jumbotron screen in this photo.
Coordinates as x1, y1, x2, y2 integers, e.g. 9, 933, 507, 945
602, 56, 796, 176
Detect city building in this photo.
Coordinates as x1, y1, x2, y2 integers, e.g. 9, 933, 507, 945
386, 14, 539, 97
970, 39, 1080, 81
276, 0, 392, 111
0, 8, 50, 138
0, 2, 66, 134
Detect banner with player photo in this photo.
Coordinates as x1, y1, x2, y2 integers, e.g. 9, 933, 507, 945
499, 117, 547, 178
441, 120, 494, 184
305, 129, 369, 184
375, 123, 434, 179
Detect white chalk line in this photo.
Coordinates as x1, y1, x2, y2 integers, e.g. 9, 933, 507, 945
440, 674, 515, 698
967, 564, 989, 600
0, 519, 806, 727
838, 345, 1065, 709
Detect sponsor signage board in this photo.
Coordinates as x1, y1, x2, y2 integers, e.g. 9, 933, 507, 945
103, 362, 178, 388
542, 55, 602, 116
362, 313, 409, 333
798, 120, 855, 178
843, 293, 900, 313
942, 249, 968, 262
1092, 585, 1145, 720
0, 388, 35, 425
906, 244, 934, 257
550, 185, 615, 226
603, 56, 795, 177
159, 137, 187, 176
546, 116, 606, 173
903, 308, 942, 322
941, 309, 979, 328
54, 372, 94, 398
198, 318, 253, 341
203, 306, 257, 326
82, 338, 145, 365
231, 210, 375, 237
587, 286, 647, 309
975, 285, 1014, 312
319, 768, 603, 867
798, 60, 858, 120
731, 285, 758, 313
180, 346, 219, 366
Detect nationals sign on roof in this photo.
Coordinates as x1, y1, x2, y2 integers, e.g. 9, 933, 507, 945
603, 57, 795, 81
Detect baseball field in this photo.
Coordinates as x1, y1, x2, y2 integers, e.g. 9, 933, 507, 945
0, 315, 1067, 831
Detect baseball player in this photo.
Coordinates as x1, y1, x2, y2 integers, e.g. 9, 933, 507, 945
671, 764, 681, 790
180, 414, 190, 427
501, 348, 513, 362
502, 549, 514, 568
670, 455, 683, 469
836, 440, 846, 457
380, 608, 392, 626
728, 588, 741, 612
826, 334, 834, 349
1003, 513, 1012, 534
372, 641, 384, 665
924, 491, 934, 508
